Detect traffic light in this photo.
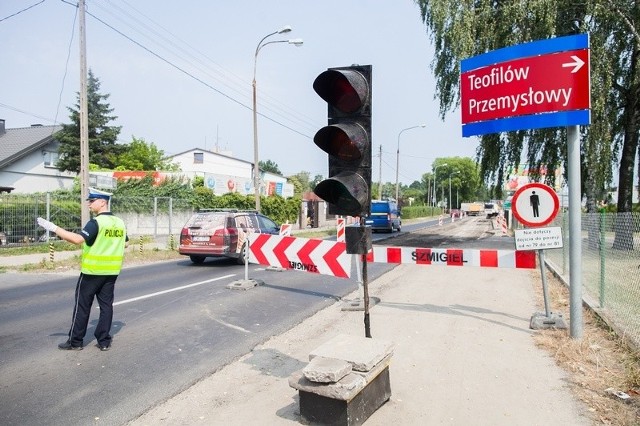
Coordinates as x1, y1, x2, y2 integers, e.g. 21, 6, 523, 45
312, 65, 372, 217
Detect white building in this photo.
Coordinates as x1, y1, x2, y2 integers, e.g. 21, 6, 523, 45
0, 119, 73, 193
166, 148, 293, 197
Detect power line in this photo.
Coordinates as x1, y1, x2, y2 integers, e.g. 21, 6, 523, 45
0, 0, 45, 22
77, 0, 317, 138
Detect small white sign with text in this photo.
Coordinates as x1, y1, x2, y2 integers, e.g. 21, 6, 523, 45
514, 226, 563, 250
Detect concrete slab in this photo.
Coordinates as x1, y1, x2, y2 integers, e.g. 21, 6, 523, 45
309, 333, 394, 372
303, 356, 352, 383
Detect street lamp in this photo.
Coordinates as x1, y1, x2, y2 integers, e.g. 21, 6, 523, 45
395, 125, 426, 202
449, 170, 460, 212
252, 26, 303, 212
433, 163, 448, 210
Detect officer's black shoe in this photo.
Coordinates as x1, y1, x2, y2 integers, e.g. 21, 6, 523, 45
98, 345, 110, 351
58, 341, 82, 351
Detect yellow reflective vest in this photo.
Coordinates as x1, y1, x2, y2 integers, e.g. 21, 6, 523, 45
81, 214, 126, 275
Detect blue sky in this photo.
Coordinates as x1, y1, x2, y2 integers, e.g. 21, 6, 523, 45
1, 0, 478, 185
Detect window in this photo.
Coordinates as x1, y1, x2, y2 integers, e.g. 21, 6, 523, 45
43, 151, 60, 168
194, 152, 204, 164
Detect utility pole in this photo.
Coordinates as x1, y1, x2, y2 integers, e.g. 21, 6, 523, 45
79, 0, 90, 225
378, 145, 382, 200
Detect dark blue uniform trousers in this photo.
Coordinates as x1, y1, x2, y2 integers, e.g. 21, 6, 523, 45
67, 273, 117, 347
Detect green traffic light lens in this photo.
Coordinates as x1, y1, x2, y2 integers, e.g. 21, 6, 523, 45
314, 123, 367, 162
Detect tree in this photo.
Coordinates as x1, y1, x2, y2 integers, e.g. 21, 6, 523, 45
259, 159, 281, 175
415, 0, 638, 248
287, 171, 311, 196
55, 69, 123, 173
423, 157, 482, 206
116, 136, 180, 171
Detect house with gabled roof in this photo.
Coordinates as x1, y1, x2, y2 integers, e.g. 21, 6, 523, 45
0, 119, 74, 193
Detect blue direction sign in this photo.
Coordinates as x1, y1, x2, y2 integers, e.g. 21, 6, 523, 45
461, 33, 591, 137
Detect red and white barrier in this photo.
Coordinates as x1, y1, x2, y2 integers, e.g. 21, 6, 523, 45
496, 213, 508, 235
248, 234, 536, 280
249, 234, 351, 278
365, 246, 536, 269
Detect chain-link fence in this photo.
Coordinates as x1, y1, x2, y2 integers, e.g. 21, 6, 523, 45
0, 193, 196, 246
544, 211, 640, 348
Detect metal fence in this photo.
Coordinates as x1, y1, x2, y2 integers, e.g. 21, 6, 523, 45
544, 211, 640, 348
0, 194, 196, 245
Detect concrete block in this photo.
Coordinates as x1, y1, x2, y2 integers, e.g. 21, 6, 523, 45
289, 353, 393, 401
303, 356, 352, 383
226, 279, 264, 290
530, 312, 568, 329
298, 366, 392, 425
309, 333, 394, 372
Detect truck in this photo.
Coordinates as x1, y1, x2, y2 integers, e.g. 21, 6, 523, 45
484, 202, 499, 218
461, 202, 484, 216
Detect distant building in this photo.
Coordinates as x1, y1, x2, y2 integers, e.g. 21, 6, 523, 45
92, 147, 294, 198
0, 122, 293, 198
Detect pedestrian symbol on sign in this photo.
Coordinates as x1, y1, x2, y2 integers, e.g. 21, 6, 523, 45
511, 183, 559, 227
530, 191, 540, 218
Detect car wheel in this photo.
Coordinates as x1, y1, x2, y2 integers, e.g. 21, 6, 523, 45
237, 243, 247, 265
190, 255, 206, 264
397, 222, 401, 232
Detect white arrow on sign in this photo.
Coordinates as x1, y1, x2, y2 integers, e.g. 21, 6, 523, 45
562, 55, 585, 73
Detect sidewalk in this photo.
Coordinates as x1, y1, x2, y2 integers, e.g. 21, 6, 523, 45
0, 249, 81, 267
129, 264, 590, 426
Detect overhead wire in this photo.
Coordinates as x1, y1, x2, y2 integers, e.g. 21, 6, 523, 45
81, 0, 317, 138
51, 2, 79, 135
0, 0, 46, 22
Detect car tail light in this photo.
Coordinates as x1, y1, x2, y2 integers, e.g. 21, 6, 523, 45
180, 227, 190, 244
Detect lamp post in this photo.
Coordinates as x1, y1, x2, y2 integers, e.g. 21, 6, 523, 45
449, 170, 460, 212
252, 26, 303, 212
395, 124, 426, 202
433, 163, 448, 211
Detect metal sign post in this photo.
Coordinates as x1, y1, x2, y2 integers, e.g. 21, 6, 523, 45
512, 184, 567, 329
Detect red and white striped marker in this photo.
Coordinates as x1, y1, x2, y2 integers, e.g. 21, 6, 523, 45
336, 218, 345, 242
279, 223, 292, 236
438, 215, 443, 226
365, 245, 536, 269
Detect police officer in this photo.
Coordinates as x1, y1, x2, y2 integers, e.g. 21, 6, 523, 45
37, 188, 127, 351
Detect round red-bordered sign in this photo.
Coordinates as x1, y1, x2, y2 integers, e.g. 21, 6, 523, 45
511, 183, 559, 227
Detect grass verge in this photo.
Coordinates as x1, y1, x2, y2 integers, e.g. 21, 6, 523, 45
533, 270, 640, 425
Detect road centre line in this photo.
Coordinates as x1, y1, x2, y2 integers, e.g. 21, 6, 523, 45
113, 274, 236, 306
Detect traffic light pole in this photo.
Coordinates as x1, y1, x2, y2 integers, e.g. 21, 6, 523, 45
312, 64, 373, 338
360, 217, 371, 338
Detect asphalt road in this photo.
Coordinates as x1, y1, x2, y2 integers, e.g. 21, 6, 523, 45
0, 255, 394, 425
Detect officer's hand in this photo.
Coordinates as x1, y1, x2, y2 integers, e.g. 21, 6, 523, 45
37, 217, 58, 233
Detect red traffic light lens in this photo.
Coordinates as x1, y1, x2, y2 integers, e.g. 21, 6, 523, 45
314, 123, 367, 162
313, 69, 369, 114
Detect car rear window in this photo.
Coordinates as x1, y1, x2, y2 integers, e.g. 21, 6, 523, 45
184, 213, 226, 230
371, 202, 391, 213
